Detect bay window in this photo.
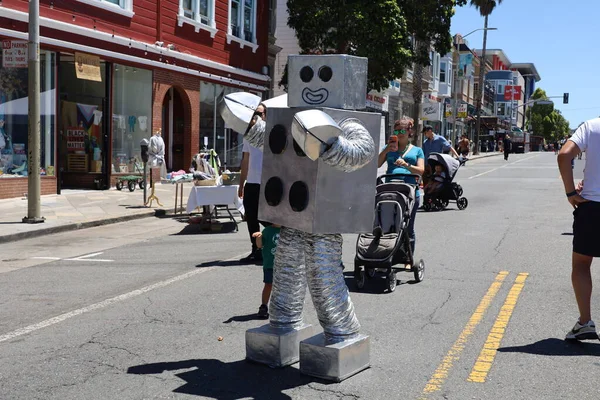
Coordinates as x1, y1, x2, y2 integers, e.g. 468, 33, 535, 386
76, 0, 134, 17
227, 0, 258, 52
178, 0, 217, 37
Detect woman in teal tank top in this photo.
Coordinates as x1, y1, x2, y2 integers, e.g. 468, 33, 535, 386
377, 117, 425, 252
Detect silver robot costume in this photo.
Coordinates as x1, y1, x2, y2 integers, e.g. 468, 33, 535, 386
220, 54, 379, 381
244, 115, 375, 342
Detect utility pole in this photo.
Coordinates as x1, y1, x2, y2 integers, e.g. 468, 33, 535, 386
23, 0, 44, 224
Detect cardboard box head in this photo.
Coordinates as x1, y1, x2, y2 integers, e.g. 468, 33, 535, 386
288, 55, 368, 110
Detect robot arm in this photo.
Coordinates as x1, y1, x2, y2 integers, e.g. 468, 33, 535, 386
321, 118, 375, 172
244, 116, 266, 150
292, 110, 375, 173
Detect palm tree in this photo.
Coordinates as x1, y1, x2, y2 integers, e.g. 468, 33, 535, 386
472, 0, 502, 155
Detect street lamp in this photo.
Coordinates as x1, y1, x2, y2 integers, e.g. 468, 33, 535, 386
473, 25, 499, 155
450, 27, 497, 150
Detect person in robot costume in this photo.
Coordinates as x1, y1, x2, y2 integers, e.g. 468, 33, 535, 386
242, 96, 376, 344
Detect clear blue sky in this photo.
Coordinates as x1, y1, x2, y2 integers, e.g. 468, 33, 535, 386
451, 1, 597, 129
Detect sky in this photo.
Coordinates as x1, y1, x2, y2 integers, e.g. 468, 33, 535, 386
451, 0, 598, 129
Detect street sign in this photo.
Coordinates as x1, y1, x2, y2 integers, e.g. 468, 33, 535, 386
2, 40, 27, 68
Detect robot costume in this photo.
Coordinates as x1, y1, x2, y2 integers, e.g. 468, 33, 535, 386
220, 55, 380, 381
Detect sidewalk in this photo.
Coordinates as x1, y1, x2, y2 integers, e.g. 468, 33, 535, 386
0, 182, 196, 244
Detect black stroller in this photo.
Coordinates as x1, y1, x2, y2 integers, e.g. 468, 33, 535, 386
423, 153, 468, 211
354, 174, 425, 293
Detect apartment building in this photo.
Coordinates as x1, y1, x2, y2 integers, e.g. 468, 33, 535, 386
0, 0, 274, 198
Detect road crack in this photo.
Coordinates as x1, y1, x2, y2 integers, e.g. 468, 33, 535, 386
421, 291, 452, 330
307, 383, 360, 399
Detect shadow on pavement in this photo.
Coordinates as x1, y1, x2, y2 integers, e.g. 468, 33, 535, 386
127, 358, 325, 399
561, 232, 574, 236
175, 222, 238, 235
223, 313, 266, 323
343, 271, 418, 294
498, 338, 600, 356
196, 259, 252, 268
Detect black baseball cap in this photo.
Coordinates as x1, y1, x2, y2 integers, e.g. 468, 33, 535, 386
422, 125, 433, 133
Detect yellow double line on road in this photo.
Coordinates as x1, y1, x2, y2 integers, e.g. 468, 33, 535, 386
419, 271, 529, 399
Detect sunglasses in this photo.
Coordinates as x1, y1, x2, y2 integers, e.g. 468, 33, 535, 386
393, 129, 409, 135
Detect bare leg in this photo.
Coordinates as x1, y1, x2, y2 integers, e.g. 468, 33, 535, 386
262, 283, 272, 306
305, 233, 360, 342
572, 251, 594, 324
269, 227, 307, 329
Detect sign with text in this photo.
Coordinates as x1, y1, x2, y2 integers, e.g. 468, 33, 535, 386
444, 106, 453, 118
2, 40, 28, 68
67, 128, 86, 151
75, 52, 102, 82
504, 85, 522, 101
458, 53, 473, 78
457, 103, 468, 118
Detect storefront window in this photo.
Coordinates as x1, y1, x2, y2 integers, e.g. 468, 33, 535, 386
112, 65, 152, 174
200, 82, 243, 169
0, 49, 56, 178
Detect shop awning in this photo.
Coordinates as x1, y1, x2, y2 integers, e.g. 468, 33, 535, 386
0, 89, 56, 116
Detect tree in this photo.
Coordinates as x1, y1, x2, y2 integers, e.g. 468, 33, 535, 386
398, 0, 467, 144
471, 0, 503, 155
284, 0, 412, 93
526, 88, 570, 141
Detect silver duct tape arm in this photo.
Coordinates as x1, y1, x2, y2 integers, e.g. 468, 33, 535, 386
245, 117, 266, 150
321, 118, 375, 173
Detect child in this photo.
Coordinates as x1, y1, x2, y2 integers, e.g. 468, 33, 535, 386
252, 224, 281, 319
424, 164, 446, 194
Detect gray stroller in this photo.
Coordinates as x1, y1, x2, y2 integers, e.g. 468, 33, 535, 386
354, 174, 425, 293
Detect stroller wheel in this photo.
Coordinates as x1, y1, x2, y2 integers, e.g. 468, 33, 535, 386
457, 197, 469, 210
414, 259, 425, 282
386, 271, 397, 293
457, 186, 464, 197
423, 202, 432, 212
355, 268, 366, 290
441, 199, 449, 209
367, 268, 376, 279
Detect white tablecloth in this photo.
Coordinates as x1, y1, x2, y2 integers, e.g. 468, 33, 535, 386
186, 185, 244, 214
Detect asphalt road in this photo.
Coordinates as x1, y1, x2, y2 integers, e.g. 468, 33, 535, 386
0, 152, 593, 400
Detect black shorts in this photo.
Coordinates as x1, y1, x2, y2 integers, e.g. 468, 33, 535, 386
573, 201, 600, 257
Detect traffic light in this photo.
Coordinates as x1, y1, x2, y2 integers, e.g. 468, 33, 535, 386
563, 93, 569, 104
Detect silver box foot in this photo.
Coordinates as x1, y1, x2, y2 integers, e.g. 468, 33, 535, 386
299, 333, 370, 382
246, 323, 315, 368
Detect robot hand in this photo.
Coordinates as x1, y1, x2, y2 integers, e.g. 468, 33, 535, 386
291, 110, 341, 161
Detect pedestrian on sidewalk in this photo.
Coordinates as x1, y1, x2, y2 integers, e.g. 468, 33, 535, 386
503, 134, 512, 161
239, 104, 267, 264
252, 224, 281, 318
558, 118, 600, 341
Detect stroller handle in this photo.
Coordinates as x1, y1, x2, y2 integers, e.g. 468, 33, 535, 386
377, 173, 422, 186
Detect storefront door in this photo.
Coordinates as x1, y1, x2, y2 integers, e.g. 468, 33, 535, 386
162, 88, 185, 172
57, 54, 110, 190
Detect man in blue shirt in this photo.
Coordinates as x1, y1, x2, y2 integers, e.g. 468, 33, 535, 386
422, 125, 459, 160
422, 125, 459, 184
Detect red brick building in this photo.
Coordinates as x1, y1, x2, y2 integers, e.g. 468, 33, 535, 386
0, 0, 275, 198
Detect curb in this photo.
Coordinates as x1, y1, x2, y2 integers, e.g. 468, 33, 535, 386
0, 211, 157, 244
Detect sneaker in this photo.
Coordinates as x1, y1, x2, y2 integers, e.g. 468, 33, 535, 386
257, 304, 269, 319
566, 320, 598, 341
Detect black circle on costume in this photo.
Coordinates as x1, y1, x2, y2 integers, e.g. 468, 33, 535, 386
318, 66, 333, 82
269, 124, 288, 154
264, 177, 284, 207
289, 181, 309, 212
293, 139, 307, 157
300, 66, 314, 83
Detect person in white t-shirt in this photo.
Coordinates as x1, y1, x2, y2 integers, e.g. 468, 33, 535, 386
239, 103, 266, 264
558, 118, 600, 341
